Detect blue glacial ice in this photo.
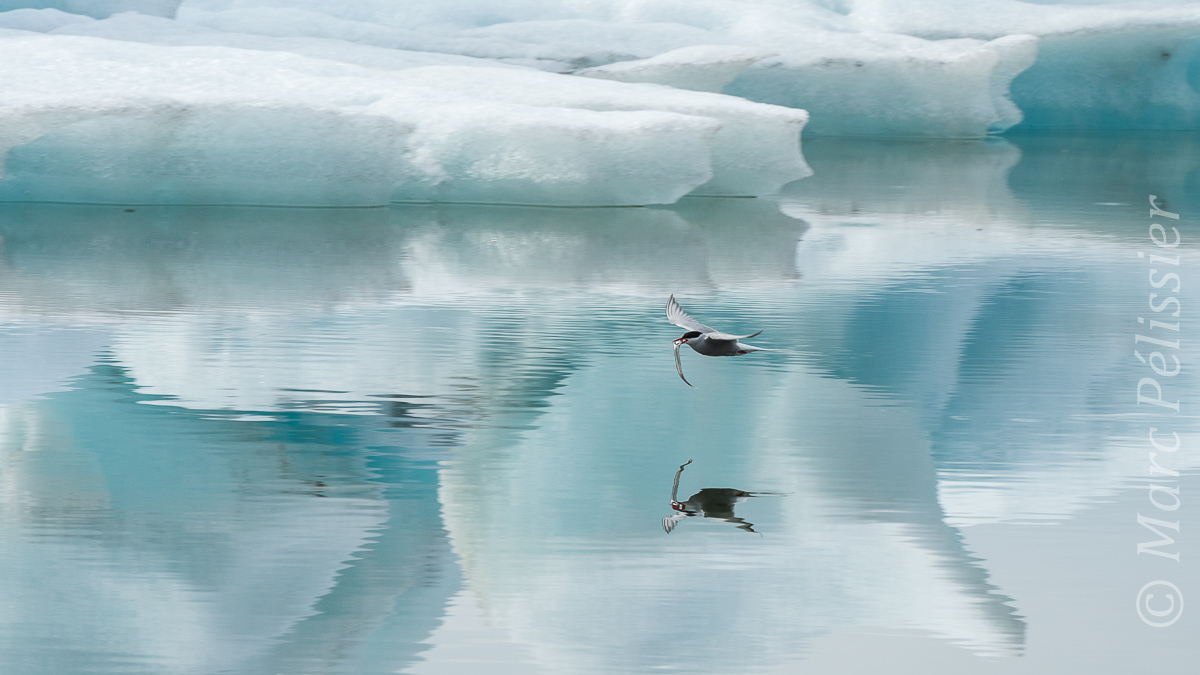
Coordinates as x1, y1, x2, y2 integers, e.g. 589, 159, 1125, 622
1, 0, 1199, 206
845, 0, 1200, 130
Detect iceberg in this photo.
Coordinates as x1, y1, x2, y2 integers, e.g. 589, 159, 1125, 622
725, 33, 1038, 137
846, 0, 1200, 129
387, 66, 809, 198
0, 27, 808, 206
2, 0, 1198, 207
176, 1, 1042, 137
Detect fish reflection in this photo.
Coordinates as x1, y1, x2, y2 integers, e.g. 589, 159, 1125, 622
662, 459, 783, 534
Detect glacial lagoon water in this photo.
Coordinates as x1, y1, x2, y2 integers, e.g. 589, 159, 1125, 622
1, 133, 1199, 674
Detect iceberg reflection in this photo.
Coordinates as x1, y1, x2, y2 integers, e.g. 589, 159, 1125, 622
0, 360, 456, 674
1, 135, 1198, 673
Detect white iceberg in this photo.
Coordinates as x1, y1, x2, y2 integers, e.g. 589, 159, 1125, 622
176, 0, 1200, 133
0, 27, 808, 206
387, 66, 810, 197
2, 0, 1198, 207
176, 1, 1042, 137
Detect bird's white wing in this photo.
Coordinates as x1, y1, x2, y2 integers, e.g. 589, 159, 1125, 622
703, 329, 763, 342
668, 296, 763, 342
666, 295, 716, 333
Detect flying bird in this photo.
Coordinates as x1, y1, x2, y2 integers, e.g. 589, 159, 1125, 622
667, 295, 769, 387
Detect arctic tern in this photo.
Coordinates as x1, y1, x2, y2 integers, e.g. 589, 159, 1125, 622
667, 295, 768, 387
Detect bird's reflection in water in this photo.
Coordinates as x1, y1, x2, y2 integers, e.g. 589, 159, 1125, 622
662, 460, 784, 534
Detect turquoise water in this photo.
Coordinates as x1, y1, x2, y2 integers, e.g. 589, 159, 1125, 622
1, 133, 1198, 674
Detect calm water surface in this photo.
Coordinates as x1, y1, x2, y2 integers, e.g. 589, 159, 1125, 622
1, 133, 1198, 674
